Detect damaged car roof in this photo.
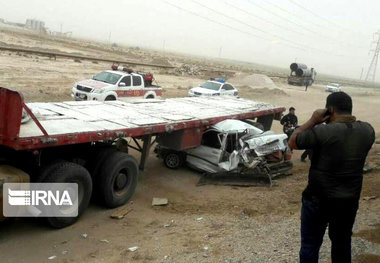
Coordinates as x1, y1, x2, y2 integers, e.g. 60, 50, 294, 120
211, 119, 263, 134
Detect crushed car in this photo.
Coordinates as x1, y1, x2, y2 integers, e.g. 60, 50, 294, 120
155, 119, 292, 182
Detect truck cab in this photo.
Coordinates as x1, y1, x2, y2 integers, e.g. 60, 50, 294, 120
72, 66, 162, 101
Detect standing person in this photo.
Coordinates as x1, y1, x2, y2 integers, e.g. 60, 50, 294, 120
300, 148, 312, 162
305, 79, 312, 91
288, 92, 375, 263
280, 107, 298, 139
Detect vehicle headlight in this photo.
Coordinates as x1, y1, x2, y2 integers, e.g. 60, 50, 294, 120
92, 89, 103, 93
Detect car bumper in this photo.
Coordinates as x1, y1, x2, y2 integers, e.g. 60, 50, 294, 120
72, 90, 102, 101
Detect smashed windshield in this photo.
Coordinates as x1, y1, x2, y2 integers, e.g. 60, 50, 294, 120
200, 81, 222, 91
93, 72, 121, 84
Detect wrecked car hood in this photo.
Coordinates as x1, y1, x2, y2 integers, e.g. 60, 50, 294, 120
243, 132, 288, 156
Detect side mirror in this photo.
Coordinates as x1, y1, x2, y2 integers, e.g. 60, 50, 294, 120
119, 82, 126, 87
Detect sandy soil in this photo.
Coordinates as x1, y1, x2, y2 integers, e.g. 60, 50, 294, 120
0, 28, 379, 263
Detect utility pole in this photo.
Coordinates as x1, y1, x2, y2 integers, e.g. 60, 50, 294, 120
360, 67, 364, 80
365, 30, 380, 83
218, 46, 222, 58
163, 40, 166, 57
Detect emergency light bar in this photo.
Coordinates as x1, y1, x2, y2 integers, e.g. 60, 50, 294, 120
111, 64, 133, 73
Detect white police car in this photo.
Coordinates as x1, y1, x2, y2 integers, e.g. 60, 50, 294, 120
188, 78, 238, 97
325, 83, 342, 93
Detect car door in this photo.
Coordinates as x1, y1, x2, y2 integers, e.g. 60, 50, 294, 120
220, 84, 235, 96
117, 76, 132, 101
186, 130, 225, 173
131, 75, 144, 99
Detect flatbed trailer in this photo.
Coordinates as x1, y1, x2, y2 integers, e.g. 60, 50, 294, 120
0, 87, 285, 227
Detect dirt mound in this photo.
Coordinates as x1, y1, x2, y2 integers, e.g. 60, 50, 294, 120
234, 73, 278, 88
237, 85, 288, 97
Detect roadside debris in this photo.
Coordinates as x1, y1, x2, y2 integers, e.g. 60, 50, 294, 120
363, 196, 377, 201
363, 164, 374, 173
163, 220, 175, 228
48, 255, 57, 260
175, 64, 201, 76
62, 251, 68, 255
110, 206, 133, 219
152, 198, 168, 206
196, 217, 203, 222
100, 239, 110, 244
128, 246, 139, 252
81, 233, 88, 239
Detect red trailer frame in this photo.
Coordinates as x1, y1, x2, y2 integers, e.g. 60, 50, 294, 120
0, 87, 286, 227
0, 87, 284, 170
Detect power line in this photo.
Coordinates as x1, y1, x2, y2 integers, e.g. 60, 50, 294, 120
188, 0, 308, 51
244, 0, 320, 36
162, 1, 271, 43
248, 0, 367, 49
287, 0, 368, 38
163, 0, 363, 59
223, 1, 306, 37
264, 0, 325, 30
190, 0, 364, 59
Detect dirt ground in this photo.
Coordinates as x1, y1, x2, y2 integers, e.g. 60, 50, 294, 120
0, 28, 379, 263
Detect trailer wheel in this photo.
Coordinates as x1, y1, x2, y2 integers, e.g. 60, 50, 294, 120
87, 146, 117, 176
97, 152, 138, 208
42, 162, 92, 228
36, 159, 66, 182
164, 151, 185, 169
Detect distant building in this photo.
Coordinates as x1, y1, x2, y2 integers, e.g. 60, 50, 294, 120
25, 19, 46, 32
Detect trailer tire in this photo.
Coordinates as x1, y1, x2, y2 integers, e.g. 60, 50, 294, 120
164, 151, 185, 169
42, 162, 92, 228
36, 159, 66, 182
97, 152, 138, 208
88, 146, 117, 177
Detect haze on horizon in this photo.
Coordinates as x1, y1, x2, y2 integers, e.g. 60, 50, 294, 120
1, 0, 379, 80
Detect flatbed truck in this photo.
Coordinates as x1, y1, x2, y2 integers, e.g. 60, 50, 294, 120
0, 87, 285, 227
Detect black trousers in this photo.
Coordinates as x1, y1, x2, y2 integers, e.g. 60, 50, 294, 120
301, 149, 313, 161
300, 197, 359, 263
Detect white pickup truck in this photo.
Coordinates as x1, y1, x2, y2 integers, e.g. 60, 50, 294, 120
72, 66, 162, 101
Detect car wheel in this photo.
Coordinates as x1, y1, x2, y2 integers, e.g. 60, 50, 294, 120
164, 152, 185, 169
105, 95, 116, 101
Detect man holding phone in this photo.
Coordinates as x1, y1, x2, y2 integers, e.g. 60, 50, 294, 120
288, 92, 375, 262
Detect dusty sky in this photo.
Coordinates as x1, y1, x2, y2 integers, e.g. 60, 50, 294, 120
0, 0, 379, 79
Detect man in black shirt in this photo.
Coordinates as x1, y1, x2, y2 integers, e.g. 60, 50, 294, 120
280, 107, 298, 139
289, 92, 375, 263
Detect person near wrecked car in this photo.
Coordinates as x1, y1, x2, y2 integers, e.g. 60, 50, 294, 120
288, 92, 375, 262
280, 107, 298, 139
